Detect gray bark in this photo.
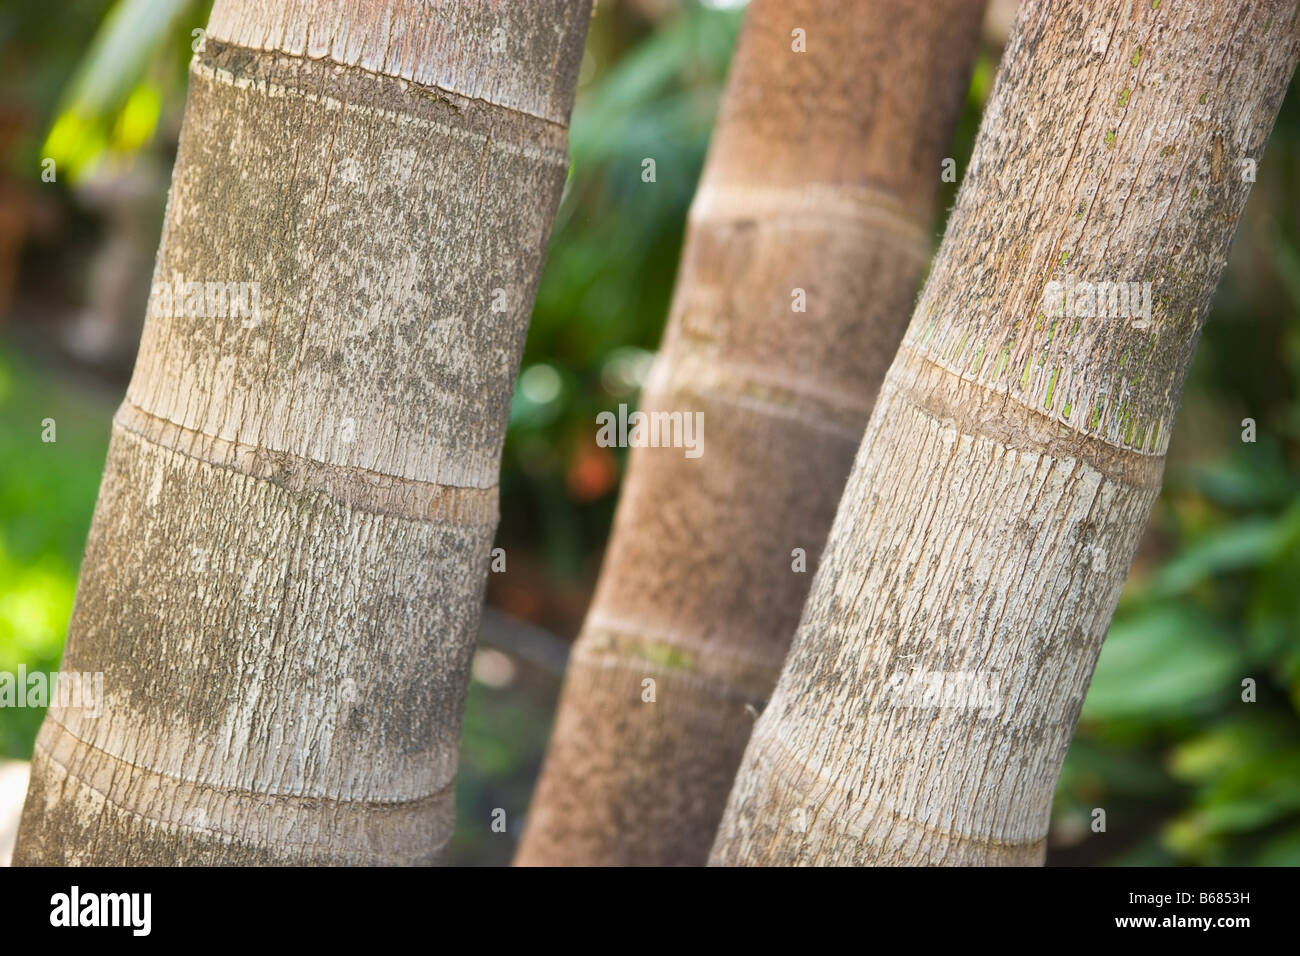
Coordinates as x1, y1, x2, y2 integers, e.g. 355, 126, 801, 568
15, 0, 590, 865
712, 0, 1300, 866
516, 0, 987, 866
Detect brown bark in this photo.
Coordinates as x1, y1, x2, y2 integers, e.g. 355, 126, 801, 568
711, 0, 1300, 866
15, 0, 591, 865
516, 0, 987, 867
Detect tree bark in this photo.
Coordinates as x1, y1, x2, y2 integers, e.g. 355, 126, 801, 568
711, 0, 1300, 866
15, 0, 590, 865
516, 0, 987, 867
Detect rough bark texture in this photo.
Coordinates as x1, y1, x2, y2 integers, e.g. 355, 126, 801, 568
516, 0, 987, 867
711, 0, 1300, 866
15, 0, 590, 865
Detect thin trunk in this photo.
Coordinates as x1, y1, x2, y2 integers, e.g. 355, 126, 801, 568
516, 0, 987, 866
15, 0, 590, 865
711, 0, 1300, 866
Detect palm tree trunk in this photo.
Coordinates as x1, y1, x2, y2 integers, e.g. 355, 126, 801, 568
516, 0, 987, 866
15, 0, 590, 865
711, 0, 1300, 866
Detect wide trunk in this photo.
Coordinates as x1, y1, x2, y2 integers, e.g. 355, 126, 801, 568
712, 0, 1300, 866
15, 0, 590, 865
516, 0, 987, 866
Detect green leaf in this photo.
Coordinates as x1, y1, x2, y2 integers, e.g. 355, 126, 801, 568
61, 0, 193, 117
1178, 446, 1298, 510
1169, 715, 1295, 782
1082, 605, 1243, 721
1151, 518, 1285, 597
1059, 737, 1178, 798
43, 0, 197, 174
1188, 752, 1300, 836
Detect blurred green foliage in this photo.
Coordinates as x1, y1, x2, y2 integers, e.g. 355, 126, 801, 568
450, 676, 558, 866
1, 0, 1298, 867
1, 0, 210, 179
501, 4, 742, 578
0, 348, 109, 757
1055, 441, 1300, 865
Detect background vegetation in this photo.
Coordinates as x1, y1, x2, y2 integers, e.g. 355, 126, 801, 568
1, 0, 1297, 866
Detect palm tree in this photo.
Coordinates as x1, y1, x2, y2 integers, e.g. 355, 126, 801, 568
517, 0, 988, 866
711, 0, 1300, 866
15, 0, 592, 865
